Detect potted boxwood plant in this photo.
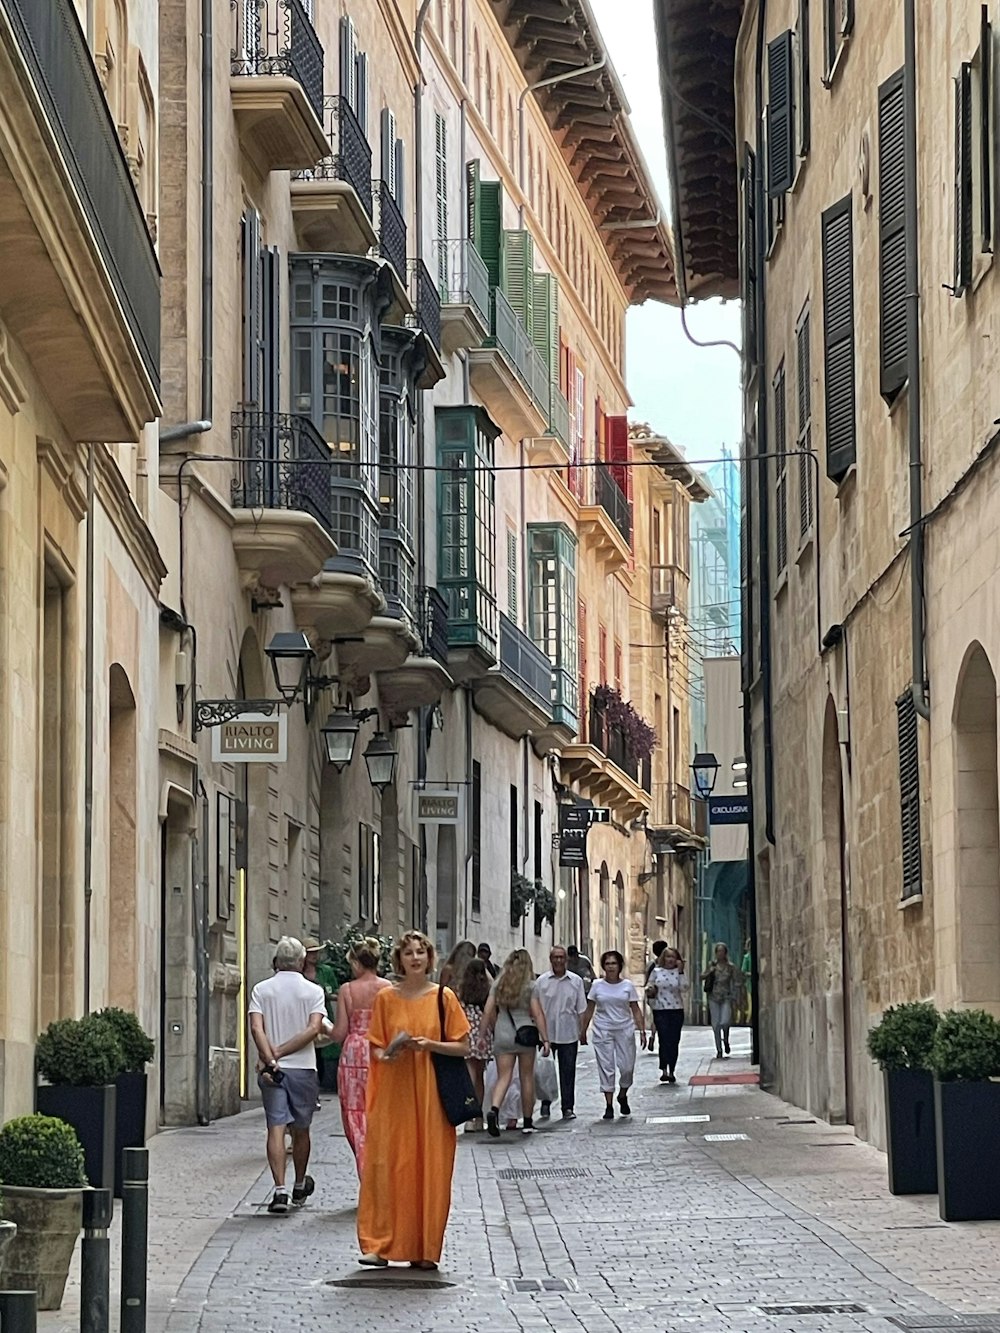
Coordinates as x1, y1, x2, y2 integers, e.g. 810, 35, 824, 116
35, 1014, 124, 1194
0, 1193, 15, 1270
866, 1000, 939, 1194
928, 1008, 1000, 1221
0, 1114, 87, 1310
94, 1008, 154, 1197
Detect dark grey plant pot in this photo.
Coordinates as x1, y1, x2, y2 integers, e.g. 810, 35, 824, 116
114, 1070, 148, 1197
934, 1077, 1000, 1221
36, 1083, 116, 1196
884, 1068, 937, 1195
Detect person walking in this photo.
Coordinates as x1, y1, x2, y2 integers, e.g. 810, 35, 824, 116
646, 946, 688, 1082
481, 948, 550, 1136
477, 942, 499, 979
534, 945, 587, 1121
703, 942, 744, 1058
327, 937, 392, 1174
357, 931, 470, 1269
581, 950, 645, 1119
439, 939, 476, 992
566, 944, 596, 993
644, 939, 668, 1054
457, 957, 493, 1132
248, 936, 326, 1214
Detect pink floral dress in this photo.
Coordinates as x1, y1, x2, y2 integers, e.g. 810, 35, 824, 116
463, 1002, 493, 1060
339, 1006, 376, 1175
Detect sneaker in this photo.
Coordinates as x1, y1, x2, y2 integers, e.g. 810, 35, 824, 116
267, 1190, 290, 1215
602, 1105, 614, 1121
617, 1091, 631, 1116
292, 1175, 315, 1206
562, 1110, 576, 1120
359, 1253, 388, 1268
522, 1119, 536, 1135
486, 1108, 500, 1139
539, 1101, 551, 1120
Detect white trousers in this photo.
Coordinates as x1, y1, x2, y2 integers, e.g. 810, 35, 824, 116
592, 1025, 636, 1093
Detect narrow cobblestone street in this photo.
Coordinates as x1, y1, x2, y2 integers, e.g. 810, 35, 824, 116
39, 1027, 1000, 1333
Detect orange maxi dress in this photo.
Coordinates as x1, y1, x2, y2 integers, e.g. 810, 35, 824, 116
357, 985, 470, 1264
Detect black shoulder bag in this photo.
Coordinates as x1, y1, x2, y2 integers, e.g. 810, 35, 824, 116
432, 986, 482, 1126
506, 1007, 541, 1048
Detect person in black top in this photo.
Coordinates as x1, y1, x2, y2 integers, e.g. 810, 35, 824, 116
477, 942, 499, 979
643, 941, 668, 1053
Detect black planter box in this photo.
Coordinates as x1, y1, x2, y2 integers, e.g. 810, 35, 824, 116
935, 1078, 1000, 1220
884, 1068, 937, 1194
114, 1070, 148, 1198
36, 1082, 116, 1195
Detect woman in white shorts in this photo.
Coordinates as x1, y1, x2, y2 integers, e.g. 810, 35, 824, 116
581, 950, 646, 1120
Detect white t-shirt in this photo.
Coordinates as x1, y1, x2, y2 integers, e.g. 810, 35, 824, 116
588, 978, 640, 1032
248, 969, 326, 1069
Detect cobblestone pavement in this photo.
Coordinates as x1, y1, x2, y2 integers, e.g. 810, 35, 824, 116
40, 1026, 1000, 1332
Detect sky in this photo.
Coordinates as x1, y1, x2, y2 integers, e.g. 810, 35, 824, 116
589, 0, 742, 466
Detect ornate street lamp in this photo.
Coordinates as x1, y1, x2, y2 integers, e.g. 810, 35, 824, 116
691, 751, 720, 799
363, 731, 398, 792
320, 709, 361, 771
263, 631, 313, 704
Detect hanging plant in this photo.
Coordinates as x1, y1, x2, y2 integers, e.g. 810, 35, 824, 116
592, 683, 658, 763
510, 872, 537, 922
534, 883, 557, 925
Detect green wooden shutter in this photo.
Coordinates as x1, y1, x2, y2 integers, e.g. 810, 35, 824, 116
878, 68, 908, 401
742, 146, 758, 367
502, 229, 533, 334
797, 0, 810, 156
954, 63, 973, 296
981, 8, 992, 250
766, 31, 794, 196
466, 160, 503, 289
531, 273, 559, 383
821, 194, 855, 482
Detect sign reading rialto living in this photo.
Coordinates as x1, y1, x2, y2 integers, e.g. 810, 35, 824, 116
211, 712, 288, 764
415, 789, 462, 825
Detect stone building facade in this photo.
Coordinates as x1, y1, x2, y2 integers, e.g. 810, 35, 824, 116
660, 0, 1000, 1143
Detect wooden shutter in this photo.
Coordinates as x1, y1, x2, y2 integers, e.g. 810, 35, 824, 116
878, 69, 908, 401
506, 527, 518, 621
435, 114, 448, 288
896, 690, 922, 899
241, 208, 261, 408
355, 52, 368, 133
767, 31, 795, 196
796, 311, 814, 539
954, 63, 973, 295
981, 8, 993, 250
339, 17, 357, 109
821, 195, 855, 481
394, 137, 406, 211
606, 415, 630, 499
742, 146, 758, 366
578, 597, 587, 737
502, 229, 534, 334
380, 108, 397, 193
261, 246, 280, 417
773, 366, 788, 576
797, 0, 810, 156
466, 161, 502, 288
531, 273, 559, 383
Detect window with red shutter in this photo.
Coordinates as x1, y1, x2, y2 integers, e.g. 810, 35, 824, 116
606, 415, 630, 498
598, 624, 608, 683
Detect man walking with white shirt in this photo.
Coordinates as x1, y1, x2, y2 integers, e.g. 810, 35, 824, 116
249, 936, 326, 1214
535, 945, 588, 1121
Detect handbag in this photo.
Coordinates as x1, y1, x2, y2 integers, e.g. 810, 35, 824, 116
431, 986, 482, 1126
506, 1008, 540, 1048
703, 969, 715, 995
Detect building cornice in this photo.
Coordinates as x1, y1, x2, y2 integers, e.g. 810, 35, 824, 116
93, 445, 167, 596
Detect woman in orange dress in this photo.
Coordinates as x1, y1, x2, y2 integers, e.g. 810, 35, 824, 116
357, 931, 471, 1270
328, 937, 391, 1175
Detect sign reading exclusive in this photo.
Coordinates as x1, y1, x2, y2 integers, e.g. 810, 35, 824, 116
211, 712, 288, 764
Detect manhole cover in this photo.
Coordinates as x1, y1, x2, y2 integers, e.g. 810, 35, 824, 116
704, 1133, 750, 1142
496, 1167, 590, 1180
646, 1114, 711, 1124
759, 1304, 866, 1315
888, 1320, 1000, 1330
505, 1277, 578, 1293
328, 1277, 454, 1290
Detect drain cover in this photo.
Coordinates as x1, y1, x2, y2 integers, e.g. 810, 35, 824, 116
328, 1278, 453, 1290
777, 1118, 816, 1126
496, 1167, 590, 1180
646, 1114, 711, 1124
506, 1277, 578, 1293
759, 1304, 866, 1315
704, 1133, 749, 1142
888, 1320, 1000, 1330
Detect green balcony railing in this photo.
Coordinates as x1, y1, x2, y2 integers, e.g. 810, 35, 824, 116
490, 290, 552, 424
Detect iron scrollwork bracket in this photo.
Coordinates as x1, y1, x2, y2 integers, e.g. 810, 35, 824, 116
194, 698, 281, 732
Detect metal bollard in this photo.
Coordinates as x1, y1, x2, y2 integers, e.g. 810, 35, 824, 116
80, 1187, 112, 1333
120, 1148, 148, 1333
0, 1290, 37, 1332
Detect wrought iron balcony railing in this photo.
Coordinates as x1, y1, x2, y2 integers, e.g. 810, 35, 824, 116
373, 180, 407, 281
418, 586, 450, 666
231, 0, 324, 122
548, 388, 571, 449
434, 238, 490, 328
410, 258, 442, 353
499, 614, 552, 716
231, 410, 332, 532
588, 695, 642, 784
293, 95, 372, 215
650, 563, 690, 619
594, 462, 632, 546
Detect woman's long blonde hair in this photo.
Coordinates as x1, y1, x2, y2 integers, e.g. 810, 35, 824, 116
494, 948, 535, 1008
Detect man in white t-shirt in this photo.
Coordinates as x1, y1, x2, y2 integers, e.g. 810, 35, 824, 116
248, 936, 326, 1214
535, 945, 588, 1120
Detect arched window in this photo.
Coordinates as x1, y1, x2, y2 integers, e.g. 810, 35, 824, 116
485, 52, 494, 132
473, 31, 482, 110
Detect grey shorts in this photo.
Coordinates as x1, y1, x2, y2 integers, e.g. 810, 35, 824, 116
258, 1068, 318, 1129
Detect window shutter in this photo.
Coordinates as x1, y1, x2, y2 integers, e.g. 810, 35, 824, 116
821, 195, 855, 481
340, 17, 357, 109
797, 0, 810, 156
242, 209, 262, 408
507, 528, 518, 621
394, 138, 406, 212
606, 415, 631, 500
501, 229, 534, 334
466, 161, 502, 289
742, 146, 758, 367
380, 108, 397, 193
435, 114, 448, 288
767, 31, 795, 196
773, 366, 788, 576
355, 52, 368, 134
981, 8, 993, 251
954, 63, 973, 296
261, 246, 280, 417
896, 690, 922, 899
878, 69, 908, 402
796, 311, 814, 539
531, 273, 559, 384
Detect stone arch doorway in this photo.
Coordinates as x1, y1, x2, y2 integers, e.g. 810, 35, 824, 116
598, 862, 610, 955
614, 870, 626, 950
108, 663, 137, 1009
954, 643, 1000, 1007
821, 695, 852, 1124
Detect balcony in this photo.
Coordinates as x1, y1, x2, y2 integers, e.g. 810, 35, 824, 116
0, 0, 160, 441
407, 259, 445, 388
230, 411, 337, 589
376, 589, 453, 726
435, 238, 491, 355
290, 96, 375, 254
647, 782, 706, 856
558, 696, 652, 822
230, 0, 327, 173
337, 615, 420, 693
418, 586, 450, 667
650, 564, 690, 620
473, 614, 553, 740
530, 665, 579, 755
577, 464, 632, 573
373, 177, 408, 282
441, 578, 498, 683
467, 290, 549, 440
528, 386, 572, 468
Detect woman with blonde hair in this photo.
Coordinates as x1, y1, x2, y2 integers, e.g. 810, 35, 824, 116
482, 948, 549, 1136
357, 931, 470, 1269
328, 937, 391, 1174
439, 939, 476, 993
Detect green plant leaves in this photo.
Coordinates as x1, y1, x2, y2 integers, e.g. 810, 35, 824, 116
866, 1001, 939, 1071
928, 1009, 1000, 1082
0, 1114, 87, 1189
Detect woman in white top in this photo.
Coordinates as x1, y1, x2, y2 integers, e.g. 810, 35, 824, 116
580, 950, 646, 1119
646, 946, 689, 1084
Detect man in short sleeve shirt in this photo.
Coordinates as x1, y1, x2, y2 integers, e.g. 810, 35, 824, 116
535, 946, 588, 1120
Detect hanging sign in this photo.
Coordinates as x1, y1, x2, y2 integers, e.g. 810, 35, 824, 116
558, 804, 592, 868
709, 795, 750, 825
211, 712, 287, 764
415, 788, 463, 825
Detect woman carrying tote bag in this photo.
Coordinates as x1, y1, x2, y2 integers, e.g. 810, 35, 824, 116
481, 949, 550, 1137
